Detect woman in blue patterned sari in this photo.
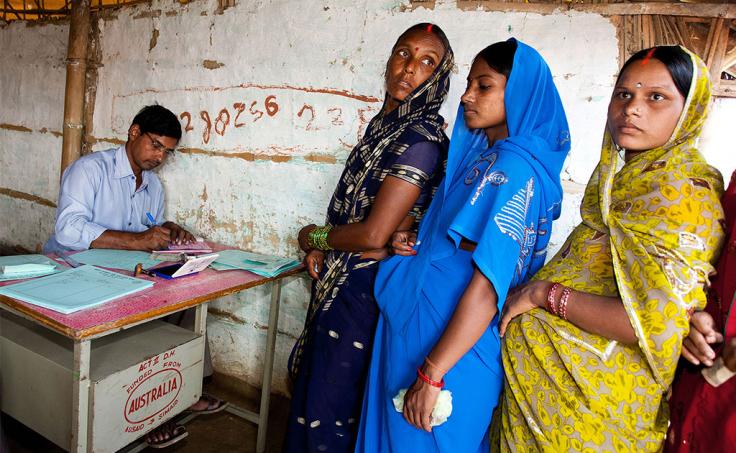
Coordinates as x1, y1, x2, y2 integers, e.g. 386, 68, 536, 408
285, 23, 455, 452
355, 39, 571, 452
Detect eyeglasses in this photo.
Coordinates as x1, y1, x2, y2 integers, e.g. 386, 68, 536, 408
145, 132, 176, 157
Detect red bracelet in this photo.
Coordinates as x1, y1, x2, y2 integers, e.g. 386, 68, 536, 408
416, 367, 444, 388
546, 282, 561, 315
559, 286, 572, 320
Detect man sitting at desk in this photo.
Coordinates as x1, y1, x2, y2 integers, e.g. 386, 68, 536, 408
44, 105, 227, 448
44, 104, 193, 254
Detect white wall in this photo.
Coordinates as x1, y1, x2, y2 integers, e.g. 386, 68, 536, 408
88, 0, 622, 393
0, 20, 68, 251
1, 0, 734, 395
701, 97, 736, 183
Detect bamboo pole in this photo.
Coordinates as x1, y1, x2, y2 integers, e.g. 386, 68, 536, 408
700, 19, 718, 78
60, 0, 90, 176
710, 18, 730, 83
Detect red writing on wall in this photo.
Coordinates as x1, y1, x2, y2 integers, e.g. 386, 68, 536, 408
179, 95, 375, 145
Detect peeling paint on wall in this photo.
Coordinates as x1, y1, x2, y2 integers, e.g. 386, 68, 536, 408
0, 187, 57, 208
404, 0, 436, 11
1, 123, 65, 137
0, 19, 67, 251
0, 123, 32, 133
202, 59, 224, 69
88, 136, 126, 145
208, 307, 248, 324
133, 9, 161, 19
39, 127, 63, 137
149, 27, 159, 51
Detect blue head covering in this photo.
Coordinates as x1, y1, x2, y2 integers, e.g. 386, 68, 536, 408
444, 38, 570, 221
443, 38, 571, 304
375, 38, 571, 333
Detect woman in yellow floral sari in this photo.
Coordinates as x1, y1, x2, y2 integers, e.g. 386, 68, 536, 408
494, 46, 725, 451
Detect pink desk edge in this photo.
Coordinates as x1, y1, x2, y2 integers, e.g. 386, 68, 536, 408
0, 246, 304, 340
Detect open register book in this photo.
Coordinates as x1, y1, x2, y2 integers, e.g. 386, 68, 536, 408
0, 265, 153, 314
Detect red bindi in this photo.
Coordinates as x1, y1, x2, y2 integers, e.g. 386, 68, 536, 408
415, 47, 419, 51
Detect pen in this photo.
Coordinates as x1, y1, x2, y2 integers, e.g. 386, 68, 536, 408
146, 212, 157, 226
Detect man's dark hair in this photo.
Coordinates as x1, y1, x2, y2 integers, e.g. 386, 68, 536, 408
132, 105, 182, 141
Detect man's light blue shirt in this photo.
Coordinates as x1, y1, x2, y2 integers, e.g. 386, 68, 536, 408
44, 145, 165, 254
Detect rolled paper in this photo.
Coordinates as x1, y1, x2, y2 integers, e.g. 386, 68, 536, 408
702, 357, 736, 387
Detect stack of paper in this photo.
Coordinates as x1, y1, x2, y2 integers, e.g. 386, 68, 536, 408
0, 265, 153, 314
0, 255, 65, 281
211, 250, 300, 278
72, 249, 162, 271
2, 264, 56, 275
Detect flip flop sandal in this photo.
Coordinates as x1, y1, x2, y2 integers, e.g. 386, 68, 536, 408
146, 423, 188, 449
186, 393, 229, 415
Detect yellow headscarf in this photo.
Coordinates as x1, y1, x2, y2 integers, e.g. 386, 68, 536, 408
497, 47, 726, 452
534, 46, 724, 387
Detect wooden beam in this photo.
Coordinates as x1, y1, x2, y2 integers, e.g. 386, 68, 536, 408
456, 2, 736, 19
710, 18, 731, 81
0, 6, 67, 14
724, 46, 736, 72
671, 16, 692, 50
645, 14, 655, 48
611, 15, 626, 68
704, 18, 720, 65
652, 15, 665, 44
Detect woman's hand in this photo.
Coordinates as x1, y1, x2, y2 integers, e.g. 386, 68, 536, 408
499, 280, 550, 337
682, 311, 723, 366
402, 375, 441, 432
390, 231, 417, 256
298, 224, 317, 252
304, 250, 325, 279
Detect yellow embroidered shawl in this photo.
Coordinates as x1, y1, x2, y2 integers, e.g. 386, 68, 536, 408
497, 48, 725, 451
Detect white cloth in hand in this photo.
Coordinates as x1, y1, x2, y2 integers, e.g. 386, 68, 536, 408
392, 388, 453, 427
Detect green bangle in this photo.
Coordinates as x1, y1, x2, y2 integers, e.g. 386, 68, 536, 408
308, 225, 333, 251
316, 226, 331, 250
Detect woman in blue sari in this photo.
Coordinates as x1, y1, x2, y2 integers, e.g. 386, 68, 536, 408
355, 39, 571, 452
285, 24, 455, 452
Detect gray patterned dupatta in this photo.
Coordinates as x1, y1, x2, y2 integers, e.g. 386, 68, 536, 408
288, 44, 454, 379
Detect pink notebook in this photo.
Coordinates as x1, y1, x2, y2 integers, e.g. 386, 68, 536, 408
155, 239, 213, 254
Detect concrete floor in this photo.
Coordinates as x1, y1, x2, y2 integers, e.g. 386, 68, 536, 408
1, 375, 291, 453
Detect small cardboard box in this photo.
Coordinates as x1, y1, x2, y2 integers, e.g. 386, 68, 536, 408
1, 312, 204, 452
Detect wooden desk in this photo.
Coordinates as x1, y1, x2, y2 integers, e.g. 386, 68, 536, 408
0, 257, 302, 453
